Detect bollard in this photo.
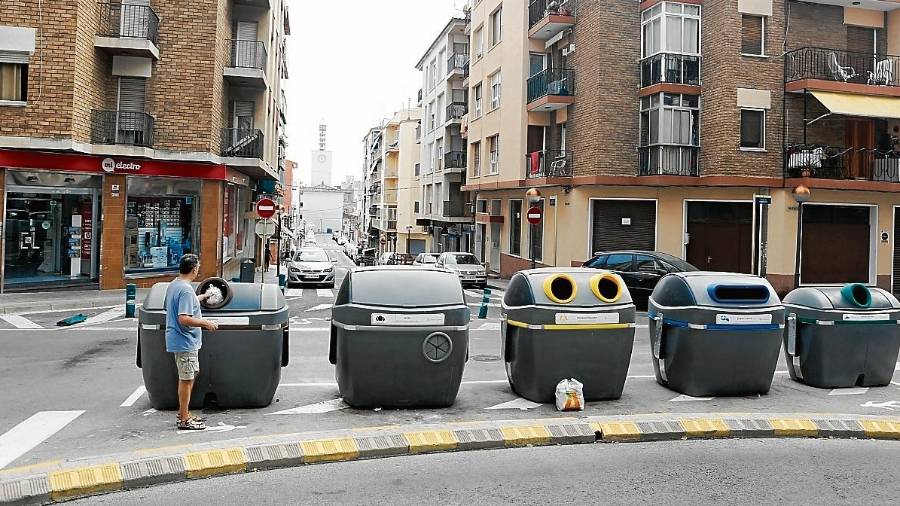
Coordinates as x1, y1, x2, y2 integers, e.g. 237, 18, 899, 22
278, 274, 287, 293
125, 283, 137, 318
478, 287, 491, 319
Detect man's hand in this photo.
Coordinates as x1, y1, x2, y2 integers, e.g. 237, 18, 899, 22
202, 320, 219, 332
197, 292, 212, 302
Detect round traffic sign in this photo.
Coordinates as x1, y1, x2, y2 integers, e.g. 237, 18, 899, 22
527, 206, 543, 225
256, 198, 277, 219
255, 219, 276, 239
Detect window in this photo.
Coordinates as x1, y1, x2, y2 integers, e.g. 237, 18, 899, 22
489, 71, 501, 110
740, 109, 765, 150
436, 93, 444, 125
490, 199, 502, 216
488, 135, 499, 174
473, 82, 483, 117
223, 184, 250, 261
641, 3, 701, 58
429, 59, 437, 90
529, 200, 544, 262
741, 15, 765, 56
586, 255, 608, 269
415, 201, 420, 214
509, 200, 522, 256
473, 26, 484, 59
640, 93, 699, 147
490, 7, 502, 47
438, 49, 446, 78
0, 62, 27, 103
635, 254, 665, 273
477, 199, 488, 213
429, 100, 436, 130
472, 141, 481, 177
605, 254, 634, 272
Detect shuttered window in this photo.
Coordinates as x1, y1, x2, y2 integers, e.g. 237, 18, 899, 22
591, 200, 656, 254
232, 100, 254, 129
117, 77, 146, 112
741, 15, 764, 56
0, 62, 27, 102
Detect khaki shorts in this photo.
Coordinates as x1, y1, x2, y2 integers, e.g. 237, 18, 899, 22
174, 351, 200, 381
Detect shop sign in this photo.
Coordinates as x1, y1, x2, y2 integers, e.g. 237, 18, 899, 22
101, 158, 141, 173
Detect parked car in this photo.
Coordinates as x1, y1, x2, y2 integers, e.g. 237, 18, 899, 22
387, 253, 415, 265
413, 253, 439, 267
583, 250, 698, 309
436, 252, 487, 288
288, 247, 337, 288
356, 248, 378, 266
343, 241, 357, 260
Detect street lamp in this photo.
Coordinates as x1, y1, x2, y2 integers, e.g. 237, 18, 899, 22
792, 185, 811, 289
526, 188, 542, 270
406, 225, 413, 255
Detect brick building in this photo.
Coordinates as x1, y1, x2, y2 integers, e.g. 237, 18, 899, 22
462, 0, 900, 295
0, 0, 290, 291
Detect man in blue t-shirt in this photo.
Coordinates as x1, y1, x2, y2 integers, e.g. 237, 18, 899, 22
165, 254, 218, 430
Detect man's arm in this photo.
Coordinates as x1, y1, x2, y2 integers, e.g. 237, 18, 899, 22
178, 314, 218, 331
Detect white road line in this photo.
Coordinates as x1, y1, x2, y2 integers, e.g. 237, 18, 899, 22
316, 289, 334, 298
285, 288, 303, 298
485, 398, 542, 410
58, 307, 127, 330
267, 398, 348, 415
0, 314, 41, 329
0, 411, 84, 469
896, 362, 900, 371
120, 386, 147, 407
828, 387, 869, 396
467, 303, 501, 308
669, 394, 714, 402
306, 303, 332, 312
290, 328, 330, 332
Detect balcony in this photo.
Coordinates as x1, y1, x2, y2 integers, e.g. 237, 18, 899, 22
384, 189, 398, 204
224, 39, 268, 89
91, 110, 155, 148
640, 53, 701, 88
221, 128, 264, 159
785, 47, 900, 96
526, 68, 575, 111
444, 151, 467, 172
446, 102, 467, 122
525, 149, 573, 178
639, 145, 699, 176
447, 52, 469, 76
785, 145, 900, 182
528, 0, 576, 40
95, 2, 160, 59
233, 0, 271, 7
443, 200, 473, 219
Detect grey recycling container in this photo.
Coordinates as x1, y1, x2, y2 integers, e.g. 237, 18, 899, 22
329, 266, 470, 408
240, 259, 256, 283
501, 268, 636, 403
648, 272, 785, 397
137, 280, 289, 409
783, 284, 900, 388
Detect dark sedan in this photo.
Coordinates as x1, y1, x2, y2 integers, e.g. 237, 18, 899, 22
583, 251, 698, 309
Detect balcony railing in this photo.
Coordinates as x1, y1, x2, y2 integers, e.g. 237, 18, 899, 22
229, 39, 267, 70
445, 151, 467, 170
91, 110, 155, 147
525, 149, 573, 178
221, 128, 264, 159
785, 47, 900, 87
384, 189, 398, 204
639, 145, 699, 176
640, 53, 701, 88
446, 102, 467, 121
528, 0, 577, 29
443, 200, 473, 218
448, 53, 469, 74
97, 2, 159, 44
785, 144, 900, 181
527, 68, 575, 104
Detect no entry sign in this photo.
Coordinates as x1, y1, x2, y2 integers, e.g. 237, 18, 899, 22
527, 207, 543, 225
256, 197, 277, 219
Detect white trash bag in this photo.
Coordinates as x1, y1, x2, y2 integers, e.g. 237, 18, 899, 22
555, 378, 585, 411
204, 285, 224, 306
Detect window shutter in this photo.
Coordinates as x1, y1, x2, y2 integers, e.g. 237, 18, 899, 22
237, 22, 258, 41
117, 77, 146, 112
0, 51, 29, 64
741, 15, 763, 55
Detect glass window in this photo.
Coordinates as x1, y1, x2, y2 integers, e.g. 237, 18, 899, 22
740, 109, 765, 149
635, 255, 664, 273
488, 135, 499, 173
741, 15, 765, 56
472, 141, 481, 176
294, 249, 330, 262
490, 7, 502, 46
0, 63, 28, 102
640, 92, 699, 147
473, 83, 483, 117
490, 71, 501, 110
124, 178, 201, 275
605, 254, 633, 271
641, 3, 701, 58
447, 253, 480, 265
509, 200, 522, 256
586, 255, 608, 268
474, 26, 484, 58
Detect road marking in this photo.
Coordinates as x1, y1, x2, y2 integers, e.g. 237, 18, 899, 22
120, 386, 147, 407
285, 288, 303, 298
467, 303, 501, 308
0, 411, 84, 469
828, 387, 869, 396
176, 422, 246, 435
267, 398, 348, 415
891, 381, 900, 387
460, 380, 508, 385
896, 362, 900, 371
626, 375, 656, 379
485, 398, 542, 410
669, 394, 714, 402
465, 290, 503, 300
861, 401, 900, 410
58, 307, 126, 330
317, 289, 334, 297
306, 304, 332, 312
279, 382, 338, 388
0, 314, 42, 329
142, 409, 157, 416
290, 328, 330, 332
475, 322, 501, 331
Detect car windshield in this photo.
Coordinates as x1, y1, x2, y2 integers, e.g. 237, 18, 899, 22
294, 250, 329, 262
419, 255, 437, 263
446, 254, 480, 265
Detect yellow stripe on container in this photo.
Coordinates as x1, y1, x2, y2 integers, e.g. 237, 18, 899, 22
506, 319, 631, 331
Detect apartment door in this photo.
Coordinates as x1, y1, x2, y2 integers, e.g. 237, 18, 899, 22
232, 100, 254, 130
235, 21, 258, 67
489, 223, 501, 274
686, 201, 753, 273
529, 53, 546, 77
475, 223, 485, 263
527, 125, 545, 176
847, 26, 876, 79
846, 119, 875, 179
116, 77, 146, 145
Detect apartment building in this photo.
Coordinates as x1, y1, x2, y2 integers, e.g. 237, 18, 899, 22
415, 18, 475, 253
463, 0, 900, 295
362, 109, 429, 255
0, 0, 290, 291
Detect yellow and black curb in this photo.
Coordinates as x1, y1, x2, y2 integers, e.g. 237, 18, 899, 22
2, 413, 899, 504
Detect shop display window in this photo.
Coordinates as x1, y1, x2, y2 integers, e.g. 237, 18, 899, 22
223, 184, 251, 261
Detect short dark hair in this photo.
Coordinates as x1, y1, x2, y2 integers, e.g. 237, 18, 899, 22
179, 254, 200, 274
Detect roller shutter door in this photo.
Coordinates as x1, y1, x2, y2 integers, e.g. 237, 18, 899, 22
591, 200, 656, 254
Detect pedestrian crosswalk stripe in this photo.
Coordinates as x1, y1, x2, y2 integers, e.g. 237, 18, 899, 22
306, 304, 332, 312
0, 314, 41, 329
120, 386, 147, 407
285, 288, 303, 298
0, 410, 85, 469
316, 289, 334, 297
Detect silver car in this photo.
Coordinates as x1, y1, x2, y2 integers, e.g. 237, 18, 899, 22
288, 247, 336, 288
436, 252, 487, 288
413, 253, 439, 267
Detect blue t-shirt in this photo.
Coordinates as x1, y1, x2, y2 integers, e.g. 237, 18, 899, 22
165, 279, 202, 353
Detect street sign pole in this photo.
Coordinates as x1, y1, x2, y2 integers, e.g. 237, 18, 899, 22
276, 215, 282, 280
526, 206, 543, 270
531, 223, 536, 270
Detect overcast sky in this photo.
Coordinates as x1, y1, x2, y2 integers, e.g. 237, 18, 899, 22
283, 0, 464, 187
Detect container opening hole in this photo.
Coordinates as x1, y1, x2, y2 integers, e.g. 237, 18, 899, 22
596, 277, 620, 301
711, 285, 769, 302
850, 285, 870, 307
550, 277, 575, 302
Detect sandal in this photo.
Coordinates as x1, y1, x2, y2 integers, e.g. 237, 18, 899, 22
177, 417, 206, 431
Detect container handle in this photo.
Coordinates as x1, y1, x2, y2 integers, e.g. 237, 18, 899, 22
651, 313, 664, 360
785, 313, 797, 357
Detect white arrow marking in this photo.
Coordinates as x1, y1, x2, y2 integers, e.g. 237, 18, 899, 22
860, 401, 900, 410
828, 387, 869, 396
485, 398, 543, 410
120, 385, 147, 407
0, 411, 84, 469
267, 398, 348, 415
177, 422, 246, 434
306, 304, 332, 312
669, 394, 714, 402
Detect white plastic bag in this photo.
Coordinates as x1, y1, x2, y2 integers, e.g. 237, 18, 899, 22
204, 285, 224, 306
555, 378, 584, 411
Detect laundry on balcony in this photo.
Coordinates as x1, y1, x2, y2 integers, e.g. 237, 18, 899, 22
787, 146, 825, 169
530, 151, 541, 175
867, 59, 895, 86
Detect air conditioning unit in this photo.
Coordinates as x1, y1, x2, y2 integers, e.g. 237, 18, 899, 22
562, 43, 576, 57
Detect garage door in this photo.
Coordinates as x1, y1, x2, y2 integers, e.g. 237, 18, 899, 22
802, 204, 871, 284
686, 201, 753, 273
591, 200, 656, 254
408, 239, 426, 255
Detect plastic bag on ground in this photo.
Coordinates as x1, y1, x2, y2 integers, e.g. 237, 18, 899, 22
555, 378, 584, 411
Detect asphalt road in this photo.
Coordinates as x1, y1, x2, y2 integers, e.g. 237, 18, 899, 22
74, 438, 900, 505
1, 235, 899, 470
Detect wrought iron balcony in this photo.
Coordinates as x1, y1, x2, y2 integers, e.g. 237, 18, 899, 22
639, 145, 699, 176
229, 39, 267, 70
443, 200, 473, 218
444, 151, 467, 170
97, 2, 159, 44
785, 144, 900, 182
525, 149, 573, 178
640, 53, 701, 88
91, 110, 155, 148
785, 47, 900, 88
446, 102, 467, 121
527, 68, 575, 108
448, 53, 469, 74
221, 128, 264, 159
528, 0, 577, 40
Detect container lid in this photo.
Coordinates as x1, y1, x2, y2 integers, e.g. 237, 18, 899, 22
652, 271, 780, 308
348, 266, 465, 308
784, 285, 900, 311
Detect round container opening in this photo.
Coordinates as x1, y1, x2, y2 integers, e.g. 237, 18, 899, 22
842, 283, 872, 308
544, 274, 577, 304
592, 274, 622, 303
